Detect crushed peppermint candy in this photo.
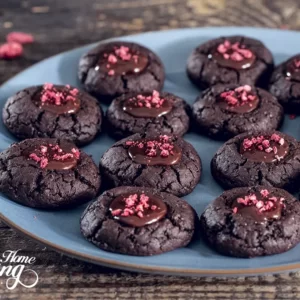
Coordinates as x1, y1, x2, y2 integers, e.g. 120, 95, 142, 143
126, 135, 175, 158
40, 83, 79, 106
29, 144, 80, 169
110, 193, 159, 219
6, 32, 34, 44
0, 32, 34, 60
216, 40, 254, 62
219, 85, 257, 107
103, 45, 140, 76
127, 90, 165, 109
0, 42, 23, 59
232, 189, 285, 214
241, 134, 285, 159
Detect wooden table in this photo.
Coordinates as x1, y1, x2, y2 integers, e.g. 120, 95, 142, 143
1, 1, 300, 299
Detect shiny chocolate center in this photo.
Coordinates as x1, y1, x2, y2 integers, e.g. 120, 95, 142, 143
240, 134, 289, 163
109, 192, 167, 227
286, 57, 300, 81
32, 84, 80, 115
97, 45, 148, 76
126, 135, 182, 166
123, 91, 172, 118
232, 190, 284, 223
209, 40, 256, 70
25, 142, 80, 170
217, 85, 259, 114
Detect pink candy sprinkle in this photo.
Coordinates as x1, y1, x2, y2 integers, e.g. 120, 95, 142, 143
108, 54, 117, 64
217, 40, 254, 62
260, 189, 269, 197
40, 84, 78, 106
128, 90, 165, 109
242, 134, 285, 159
242, 139, 252, 149
127, 135, 175, 158
233, 190, 285, 215
0, 42, 23, 59
112, 193, 158, 219
115, 46, 131, 60
108, 69, 115, 76
28, 144, 80, 168
104, 45, 141, 75
71, 148, 80, 159
270, 134, 281, 142
6, 32, 34, 44
220, 85, 256, 108
43, 83, 54, 90
137, 211, 144, 218
111, 209, 122, 216
262, 140, 270, 148
40, 157, 48, 169
29, 153, 41, 162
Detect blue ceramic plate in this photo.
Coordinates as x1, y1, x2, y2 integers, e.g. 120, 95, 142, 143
1, 27, 300, 277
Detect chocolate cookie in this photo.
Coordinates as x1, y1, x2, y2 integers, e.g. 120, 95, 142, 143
0, 138, 101, 209
192, 84, 283, 140
211, 131, 300, 192
200, 186, 300, 257
78, 41, 165, 101
80, 186, 198, 256
269, 54, 300, 113
99, 134, 201, 196
2, 83, 102, 146
187, 36, 274, 89
106, 90, 190, 138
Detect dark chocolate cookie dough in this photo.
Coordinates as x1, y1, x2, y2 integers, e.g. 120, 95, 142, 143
3, 84, 102, 146
192, 84, 283, 140
269, 54, 300, 113
81, 186, 198, 256
200, 186, 300, 258
78, 41, 165, 101
187, 36, 274, 89
0, 138, 101, 209
211, 131, 300, 192
99, 134, 201, 197
106, 90, 190, 138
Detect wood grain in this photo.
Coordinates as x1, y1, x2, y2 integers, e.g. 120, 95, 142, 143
0, 0, 300, 299
1, 227, 300, 300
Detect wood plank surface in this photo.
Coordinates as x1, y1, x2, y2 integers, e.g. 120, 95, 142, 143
0, 0, 300, 299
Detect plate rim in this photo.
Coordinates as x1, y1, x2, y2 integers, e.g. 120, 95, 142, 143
1, 26, 300, 277
1, 26, 300, 88
2, 212, 300, 277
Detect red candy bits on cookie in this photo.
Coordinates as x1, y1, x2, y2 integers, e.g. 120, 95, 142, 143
240, 134, 289, 163
126, 135, 182, 165
40, 83, 79, 105
100, 45, 148, 76
218, 85, 259, 113
109, 192, 167, 227
33, 83, 81, 114
232, 189, 285, 222
123, 90, 172, 118
211, 40, 256, 70
28, 143, 80, 170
